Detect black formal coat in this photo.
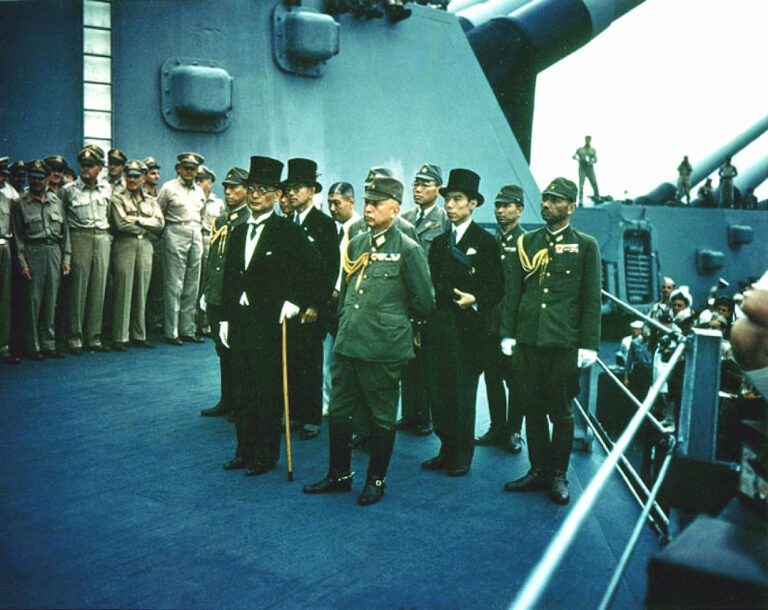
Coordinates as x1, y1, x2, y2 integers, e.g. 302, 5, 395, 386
221, 213, 325, 461
298, 206, 340, 308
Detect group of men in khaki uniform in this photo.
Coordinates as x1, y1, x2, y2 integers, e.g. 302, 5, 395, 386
0, 146, 222, 360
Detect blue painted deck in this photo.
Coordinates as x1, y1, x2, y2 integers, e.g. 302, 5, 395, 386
0, 341, 656, 608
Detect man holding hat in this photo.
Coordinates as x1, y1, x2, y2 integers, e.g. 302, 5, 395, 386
200, 167, 251, 418
283, 158, 340, 440
109, 160, 165, 351
501, 177, 602, 505
303, 174, 434, 505
157, 152, 207, 345
476, 185, 527, 453
219, 156, 325, 476
398, 163, 449, 436
43, 155, 69, 197
106, 148, 127, 193
421, 168, 504, 477
60, 145, 112, 354
12, 160, 71, 359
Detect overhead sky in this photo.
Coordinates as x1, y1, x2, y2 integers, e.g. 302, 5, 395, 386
530, 0, 768, 203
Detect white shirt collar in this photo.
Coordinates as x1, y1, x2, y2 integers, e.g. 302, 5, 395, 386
452, 217, 472, 242
419, 202, 437, 217
295, 204, 313, 225
547, 223, 570, 237
248, 211, 273, 227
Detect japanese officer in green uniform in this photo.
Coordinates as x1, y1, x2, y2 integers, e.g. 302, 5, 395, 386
501, 177, 601, 504
303, 175, 435, 506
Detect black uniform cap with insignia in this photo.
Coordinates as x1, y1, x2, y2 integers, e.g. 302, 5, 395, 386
365, 176, 403, 203
494, 184, 524, 206
9, 160, 27, 176
414, 163, 443, 185
542, 177, 578, 203
142, 156, 161, 170
177, 152, 205, 167
221, 167, 249, 187
124, 159, 147, 176
27, 159, 50, 179
77, 145, 105, 166
43, 155, 69, 172
0, 157, 9, 176
108, 148, 128, 165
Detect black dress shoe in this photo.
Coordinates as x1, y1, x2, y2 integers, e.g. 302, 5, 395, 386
165, 337, 183, 346
357, 478, 385, 506
180, 335, 204, 344
245, 460, 274, 476
223, 456, 247, 470
414, 422, 433, 437
447, 466, 470, 477
475, 428, 505, 447
69, 347, 83, 356
503, 469, 551, 492
43, 349, 65, 359
90, 344, 110, 353
299, 425, 320, 440
112, 342, 127, 352
303, 471, 354, 494
132, 339, 155, 349
549, 472, 570, 505
201, 402, 231, 417
421, 455, 446, 470
31, 351, 45, 361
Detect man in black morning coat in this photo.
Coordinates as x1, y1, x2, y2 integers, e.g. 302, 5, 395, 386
219, 156, 325, 476
421, 168, 504, 477
283, 158, 340, 440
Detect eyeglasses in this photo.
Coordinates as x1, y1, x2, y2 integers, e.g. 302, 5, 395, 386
251, 184, 277, 195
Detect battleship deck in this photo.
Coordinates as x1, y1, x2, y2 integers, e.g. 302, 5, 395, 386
0, 340, 655, 608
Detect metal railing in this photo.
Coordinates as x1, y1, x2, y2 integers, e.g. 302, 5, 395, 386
509, 290, 723, 609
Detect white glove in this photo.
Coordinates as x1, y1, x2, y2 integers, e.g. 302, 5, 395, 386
577, 348, 598, 368
279, 301, 301, 323
500, 337, 516, 356
219, 321, 230, 348
199, 294, 207, 312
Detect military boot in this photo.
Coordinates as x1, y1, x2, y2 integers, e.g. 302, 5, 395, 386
303, 417, 354, 494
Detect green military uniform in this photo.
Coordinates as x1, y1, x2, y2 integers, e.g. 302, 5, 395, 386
202, 173, 250, 415
482, 222, 525, 440
502, 221, 601, 479
306, 175, 435, 504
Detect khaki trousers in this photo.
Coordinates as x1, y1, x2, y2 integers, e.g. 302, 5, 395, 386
112, 235, 153, 343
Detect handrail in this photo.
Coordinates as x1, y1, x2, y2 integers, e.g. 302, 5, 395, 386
601, 289, 674, 338
509, 340, 687, 610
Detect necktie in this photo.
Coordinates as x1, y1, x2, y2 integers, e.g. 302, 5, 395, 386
416, 209, 425, 225
293, 213, 301, 225
250, 223, 258, 239
337, 224, 345, 243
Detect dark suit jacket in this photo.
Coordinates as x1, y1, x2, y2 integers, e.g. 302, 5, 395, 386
500, 225, 601, 350
428, 221, 504, 329
221, 213, 325, 351
298, 206, 340, 306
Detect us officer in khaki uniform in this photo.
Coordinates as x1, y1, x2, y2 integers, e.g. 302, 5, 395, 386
0, 186, 15, 362
200, 167, 251, 418
110, 160, 165, 351
12, 160, 71, 359
60, 145, 112, 354
501, 177, 601, 504
157, 152, 206, 344
303, 176, 435, 506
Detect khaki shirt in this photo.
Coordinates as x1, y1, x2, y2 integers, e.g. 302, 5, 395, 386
60, 177, 111, 230
0, 192, 13, 239
12, 190, 71, 268
201, 193, 226, 233
157, 177, 205, 225
110, 185, 165, 238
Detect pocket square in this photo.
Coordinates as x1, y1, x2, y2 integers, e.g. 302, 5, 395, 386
466, 247, 477, 255
265, 251, 273, 256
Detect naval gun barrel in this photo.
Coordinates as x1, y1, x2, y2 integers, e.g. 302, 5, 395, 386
465, 0, 645, 160
456, 0, 531, 29
638, 114, 768, 206
733, 155, 768, 195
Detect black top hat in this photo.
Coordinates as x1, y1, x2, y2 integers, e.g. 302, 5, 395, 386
439, 168, 484, 206
284, 158, 322, 193
247, 156, 283, 188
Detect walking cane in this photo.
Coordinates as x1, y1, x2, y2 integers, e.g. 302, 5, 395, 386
282, 318, 294, 481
